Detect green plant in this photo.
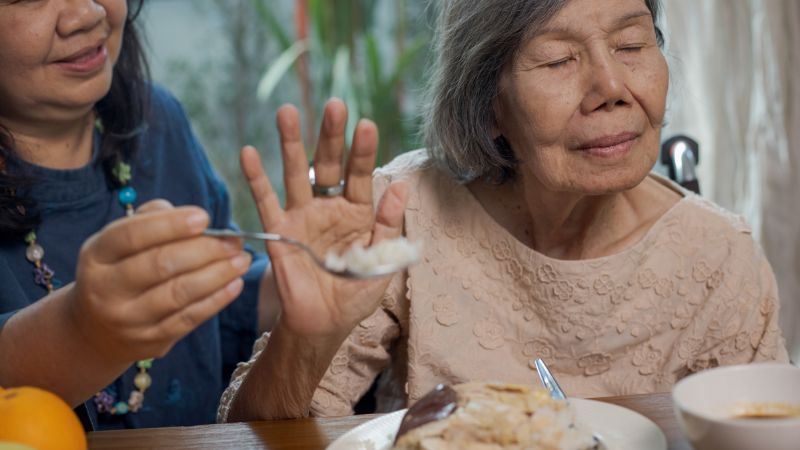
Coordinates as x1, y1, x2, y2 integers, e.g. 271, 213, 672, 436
252, 0, 429, 165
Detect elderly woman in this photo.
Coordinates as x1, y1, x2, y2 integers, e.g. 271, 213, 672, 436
220, 0, 788, 421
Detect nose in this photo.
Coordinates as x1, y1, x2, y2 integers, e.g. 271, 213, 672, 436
580, 51, 630, 114
56, 0, 106, 37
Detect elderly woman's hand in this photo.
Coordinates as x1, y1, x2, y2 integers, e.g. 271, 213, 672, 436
66, 200, 252, 364
240, 99, 408, 341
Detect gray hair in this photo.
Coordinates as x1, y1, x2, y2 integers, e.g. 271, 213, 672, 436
422, 0, 664, 183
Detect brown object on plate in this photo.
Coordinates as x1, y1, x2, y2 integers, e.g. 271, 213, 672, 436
394, 384, 458, 443
392, 382, 596, 450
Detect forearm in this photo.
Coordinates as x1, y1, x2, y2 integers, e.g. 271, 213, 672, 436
225, 322, 347, 421
0, 284, 129, 407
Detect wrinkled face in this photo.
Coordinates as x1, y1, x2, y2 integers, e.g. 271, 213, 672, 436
0, 0, 127, 124
494, 0, 668, 194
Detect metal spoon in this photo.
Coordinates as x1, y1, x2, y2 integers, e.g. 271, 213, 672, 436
534, 358, 606, 449
203, 228, 410, 279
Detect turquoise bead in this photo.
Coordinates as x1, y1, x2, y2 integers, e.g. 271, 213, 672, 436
118, 186, 137, 205
114, 401, 129, 414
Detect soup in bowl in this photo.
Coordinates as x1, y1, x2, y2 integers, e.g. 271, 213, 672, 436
672, 362, 800, 450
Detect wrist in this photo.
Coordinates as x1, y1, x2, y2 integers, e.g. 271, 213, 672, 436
61, 283, 129, 367
272, 318, 350, 354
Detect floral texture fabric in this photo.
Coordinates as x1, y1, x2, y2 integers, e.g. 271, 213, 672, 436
218, 150, 788, 421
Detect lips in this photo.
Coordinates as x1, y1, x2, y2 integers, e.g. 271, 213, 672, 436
54, 44, 108, 74
574, 131, 639, 159
577, 132, 640, 150
58, 40, 102, 62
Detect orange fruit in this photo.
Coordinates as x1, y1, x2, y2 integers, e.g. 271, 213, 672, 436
0, 443, 37, 450
0, 386, 86, 450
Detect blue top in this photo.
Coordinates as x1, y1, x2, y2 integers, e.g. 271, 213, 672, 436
0, 85, 267, 429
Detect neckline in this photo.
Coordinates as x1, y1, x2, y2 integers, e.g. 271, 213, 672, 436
7, 129, 107, 208
457, 172, 692, 265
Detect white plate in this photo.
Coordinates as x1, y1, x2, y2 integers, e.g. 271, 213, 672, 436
327, 398, 667, 450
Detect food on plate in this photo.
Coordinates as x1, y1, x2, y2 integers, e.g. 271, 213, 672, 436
325, 237, 421, 276
392, 382, 597, 450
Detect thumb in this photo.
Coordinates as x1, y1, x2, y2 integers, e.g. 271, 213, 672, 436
135, 199, 174, 215
370, 181, 408, 245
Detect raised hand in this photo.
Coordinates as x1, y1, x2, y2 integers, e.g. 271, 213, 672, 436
67, 200, 252, 363
240, 98, 408, 340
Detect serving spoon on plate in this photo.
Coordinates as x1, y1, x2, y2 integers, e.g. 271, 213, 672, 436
534, 358, 607, 449
203, 228, 415, 279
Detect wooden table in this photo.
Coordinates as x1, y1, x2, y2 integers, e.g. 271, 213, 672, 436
88, 392, 691, 450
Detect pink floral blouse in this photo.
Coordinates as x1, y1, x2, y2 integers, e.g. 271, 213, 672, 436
218, 150, 788, 421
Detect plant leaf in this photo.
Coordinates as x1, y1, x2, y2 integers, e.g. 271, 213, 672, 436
387, 35, 428, 89
252, 0, 292, 49
330, 45, 351, 100
256, 40, 309, 101
365, 33, 382, 94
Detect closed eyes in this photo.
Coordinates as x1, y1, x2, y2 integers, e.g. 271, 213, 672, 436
546, 57, 575, 69
617, 44, 645, 53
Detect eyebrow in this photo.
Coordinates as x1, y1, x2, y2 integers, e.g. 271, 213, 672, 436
534, 10, 653, 39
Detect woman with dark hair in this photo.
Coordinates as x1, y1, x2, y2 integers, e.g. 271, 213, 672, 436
219, 0, 789, 422
0, 0, 270, 429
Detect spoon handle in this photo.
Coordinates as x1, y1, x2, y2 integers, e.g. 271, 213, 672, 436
534, 358, 567, 401
203, 228, 283, 242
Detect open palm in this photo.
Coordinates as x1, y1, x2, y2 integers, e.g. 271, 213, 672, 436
240, 99, 407, 339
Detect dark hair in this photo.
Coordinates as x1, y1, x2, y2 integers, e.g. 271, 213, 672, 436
423, 0, 664, 183
0, 0, 150, 241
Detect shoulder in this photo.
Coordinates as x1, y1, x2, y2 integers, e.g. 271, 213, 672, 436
656, 190, 767, 279
137, 84, 197, 143
372, 149, 459, 209
137, 84, 204, 162
373, 149, 459, 192
145, 84, 189, 123
132, 85, 226, 208
646, 172, 752, 237
373, 149, 434, 182
679, 194, 753, 237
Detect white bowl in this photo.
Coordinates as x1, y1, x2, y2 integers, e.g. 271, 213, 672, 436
672, 362, 800, 450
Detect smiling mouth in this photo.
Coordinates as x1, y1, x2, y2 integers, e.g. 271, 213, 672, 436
55, 44, 108, 73
58, 45, 102, 63
577, 132, 639, 150
575, 132, 639, 158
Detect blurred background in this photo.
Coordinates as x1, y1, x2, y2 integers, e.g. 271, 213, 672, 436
141, 0, 800, 362
142, 0, 432, 234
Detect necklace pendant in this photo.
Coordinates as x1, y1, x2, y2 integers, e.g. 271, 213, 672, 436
33, 263, 54, 287
118, 186, 138, 206
25, 243, 45, 263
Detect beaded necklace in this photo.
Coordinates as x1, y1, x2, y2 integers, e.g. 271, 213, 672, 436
23, 139, 153, 416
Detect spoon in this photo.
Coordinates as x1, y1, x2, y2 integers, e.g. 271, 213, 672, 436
203, 228, 412, 279
534, 358, 606, 449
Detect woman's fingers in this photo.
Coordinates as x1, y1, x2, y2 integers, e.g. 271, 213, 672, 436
370, 181, 409, 245
240, 146, 284, 229
154, 277, 245, 343
138, 251, 251, 321
114, 235, 244, 294
276, 104, 313, 208
344, 119, 379, 205
313, 99, 347, 190
88, 207, 210, 264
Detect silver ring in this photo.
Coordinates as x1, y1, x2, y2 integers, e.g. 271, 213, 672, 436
312, 180, 345, 197
309, 165, 344, 197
